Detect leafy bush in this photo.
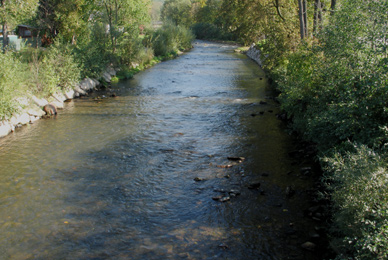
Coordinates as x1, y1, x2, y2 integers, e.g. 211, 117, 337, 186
0, 52, 28, 119
269, 1, 388, 258
27, 49, 59, 96
45, 40, 80, 90
74, 22, 110, 78
150, 21, 194, 57
323, 145, 388, 260
117, 29, 154, 67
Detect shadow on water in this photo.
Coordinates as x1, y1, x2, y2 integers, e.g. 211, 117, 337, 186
0, 41, 328, 260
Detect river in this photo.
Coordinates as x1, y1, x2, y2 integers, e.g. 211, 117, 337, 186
0, 41, 324, 260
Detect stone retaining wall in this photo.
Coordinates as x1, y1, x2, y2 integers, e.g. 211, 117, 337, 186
245, 43, 264, 67
0, 68, 116, 138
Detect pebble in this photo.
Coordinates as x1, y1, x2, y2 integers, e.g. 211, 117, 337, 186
301, 241, 316, 251
219, 196, 230, 202
218, 243, 229, 249
247, 182, 261, 189
217, 164, 233, 168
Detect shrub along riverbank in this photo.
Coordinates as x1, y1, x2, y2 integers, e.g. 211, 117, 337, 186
264, 2, 388, 259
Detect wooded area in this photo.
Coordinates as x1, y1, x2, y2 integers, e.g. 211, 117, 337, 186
1, 0, 388, 258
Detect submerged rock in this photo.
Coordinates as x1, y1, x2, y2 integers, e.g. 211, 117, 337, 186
212, 196, 230, 202
227, 156, 245, 162
217, 164, 233, 168
194, 177, 205, 182
301, 241, 316, 251
247, 182, 261, 189
285, 186, 295, 198
218, 243, 229, 249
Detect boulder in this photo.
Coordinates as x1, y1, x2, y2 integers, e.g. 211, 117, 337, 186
91, 78, 100, 87
64, 89, 75, 100
106, 67, 116, 76
52, 92, 67, 103
31, 95, 48, 107
301, 241, 316, 251
50, 100, 64, 109
18, 113, 31, 125
80, 78, 97, 91
0, 121, 12, 138
101, 71, 111, 83
15, 97, 29, 106
29, 115, 39, 123
74, 85, 87, 96
27, 107, 45, 117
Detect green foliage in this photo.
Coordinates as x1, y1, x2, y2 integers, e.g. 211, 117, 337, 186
194, 0, 221, 25
116, 67, 135, 80
323, 145, 388, 260
161, 0, 193, 27
73, 22, 110, 78
110, 76, 119, 83
0, 52, 27, 119
269, 1, 388, 258
25, 48, 58, 96
18, 40, 80, 96
149, 22, 194, 57
37, 0, 91, 44
116, 27, 154, 67
45, 40, 80, 90
94, 0, 151, 53
191, 22, 235, 41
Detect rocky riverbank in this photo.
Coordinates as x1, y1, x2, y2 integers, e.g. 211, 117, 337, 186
245, 43, 264, 67
0, 67, 117, 138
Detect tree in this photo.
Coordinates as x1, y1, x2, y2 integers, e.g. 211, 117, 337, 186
298, 0, 308, 39
330, 0, 336, 14
37, 0, 94, 45
313, 0, 322, 36
97, 0, 150, 53
0, 0, 39, 51
194, 0, 221, 24
161, 0, 193, 27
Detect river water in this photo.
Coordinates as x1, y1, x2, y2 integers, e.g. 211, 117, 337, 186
0, 41, 323, 260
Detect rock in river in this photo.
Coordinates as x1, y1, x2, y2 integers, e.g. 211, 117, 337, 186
247, 182, 261, 189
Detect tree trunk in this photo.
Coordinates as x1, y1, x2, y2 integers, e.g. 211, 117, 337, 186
274, 0, 285, 21
330, 0, 337, 15
104, 2, 116, 54
298, 0, 306, 39
2, 22, 8, 52
303, 0, 308, 37
313, 0, 321, 36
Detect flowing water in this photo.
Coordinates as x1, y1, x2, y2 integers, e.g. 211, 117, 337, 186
0, 41, 323, 260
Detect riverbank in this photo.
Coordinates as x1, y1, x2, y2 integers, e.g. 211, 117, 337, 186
0, 68, 117, 139
0, 48, 193, 140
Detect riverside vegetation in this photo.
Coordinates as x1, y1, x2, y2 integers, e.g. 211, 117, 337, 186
1, 0, 388, 259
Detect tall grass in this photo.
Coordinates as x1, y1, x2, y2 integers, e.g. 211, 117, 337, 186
0, 52, 28, 120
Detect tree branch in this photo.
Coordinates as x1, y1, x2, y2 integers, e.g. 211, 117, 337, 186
273, 0, 285, 21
